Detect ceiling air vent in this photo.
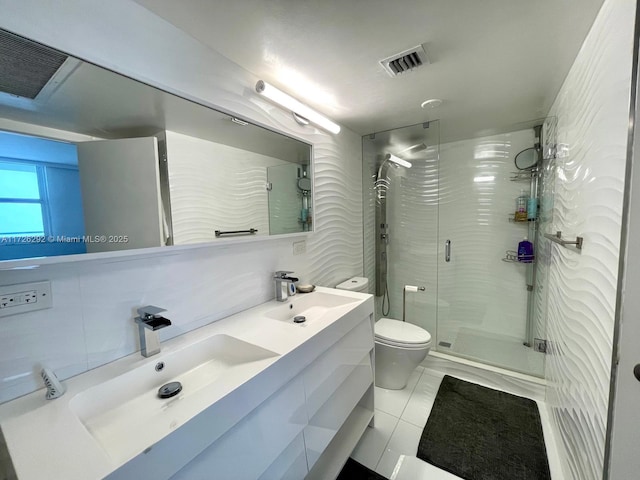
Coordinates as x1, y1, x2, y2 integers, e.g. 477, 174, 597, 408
0, 29, 69, 99
380, 44, 429, 77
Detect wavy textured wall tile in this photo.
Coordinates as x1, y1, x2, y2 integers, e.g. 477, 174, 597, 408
0, 3, 363, 403
166, 130, 274, 242
306, 138, 364, 287
537, 0, 635, 478
363, 145, 377, 299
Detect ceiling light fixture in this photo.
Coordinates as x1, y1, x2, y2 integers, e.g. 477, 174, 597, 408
255, 80, 341, 134
421, 98, 443, 109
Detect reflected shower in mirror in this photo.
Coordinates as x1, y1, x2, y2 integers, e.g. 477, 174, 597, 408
514, 125, 543, 170
514, 148, 538, 170
0, 28, 312, 261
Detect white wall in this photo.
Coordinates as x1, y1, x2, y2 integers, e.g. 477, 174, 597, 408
539, 0, 635, 478
0, 0, 363, 403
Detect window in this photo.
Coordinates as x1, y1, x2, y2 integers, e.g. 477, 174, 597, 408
0, 161, 47, 239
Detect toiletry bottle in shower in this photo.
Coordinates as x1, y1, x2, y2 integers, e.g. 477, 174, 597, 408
527, 196, 537, 220
515, 190, 528, 221
518, 237, 534, 263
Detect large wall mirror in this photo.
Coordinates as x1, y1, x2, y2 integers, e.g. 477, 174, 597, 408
0, 28, 313, 262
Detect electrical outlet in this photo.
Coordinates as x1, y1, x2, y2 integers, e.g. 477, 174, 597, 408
293, 240, 306, 255
0, 281, 52, 317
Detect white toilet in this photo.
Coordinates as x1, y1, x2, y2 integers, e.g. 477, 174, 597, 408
335, 277, 432, 390
374, 317, 431, 389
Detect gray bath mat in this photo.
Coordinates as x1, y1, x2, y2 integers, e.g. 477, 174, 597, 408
337, 458, 387, 480
417, 375, 551, 480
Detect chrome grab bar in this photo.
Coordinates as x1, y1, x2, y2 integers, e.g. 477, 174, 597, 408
543, 231, 583, 251
445, 240, 451, 262
215, 228, 258, 237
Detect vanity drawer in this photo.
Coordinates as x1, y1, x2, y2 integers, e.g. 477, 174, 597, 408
304, 351, 373, 470
258, 432, 308, 480
169, 376, 307, 480
303, 317, 373, 420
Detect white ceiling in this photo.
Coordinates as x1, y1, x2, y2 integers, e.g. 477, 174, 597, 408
133, 0, 604, 143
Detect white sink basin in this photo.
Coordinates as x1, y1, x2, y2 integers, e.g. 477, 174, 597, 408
69, 334, 278, 463
265, 291, 360, 325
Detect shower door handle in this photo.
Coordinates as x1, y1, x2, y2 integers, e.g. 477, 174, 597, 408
445, 240, 451, 262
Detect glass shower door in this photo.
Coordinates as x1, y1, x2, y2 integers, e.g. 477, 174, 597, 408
362, 121, 440, 334
436, 131, 545, 376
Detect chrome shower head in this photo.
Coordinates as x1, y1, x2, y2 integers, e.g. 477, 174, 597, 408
376, 153, 411, 200
384, 153, 412, 168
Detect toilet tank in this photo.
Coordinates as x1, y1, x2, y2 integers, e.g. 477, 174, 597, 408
335, 277, 369, 292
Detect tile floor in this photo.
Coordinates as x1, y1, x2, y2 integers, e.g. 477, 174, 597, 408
350, 362, 563, 479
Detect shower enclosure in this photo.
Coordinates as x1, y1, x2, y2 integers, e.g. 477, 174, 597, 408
363, 120, 549, 377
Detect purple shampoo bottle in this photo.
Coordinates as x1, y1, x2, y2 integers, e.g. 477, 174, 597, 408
518, 237, 534, 263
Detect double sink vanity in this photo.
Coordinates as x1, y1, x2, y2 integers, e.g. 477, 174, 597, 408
0, 287, 375, 480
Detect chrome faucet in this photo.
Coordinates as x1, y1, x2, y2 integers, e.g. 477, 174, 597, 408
274, 271, 298, 302
134, 305, 171, 357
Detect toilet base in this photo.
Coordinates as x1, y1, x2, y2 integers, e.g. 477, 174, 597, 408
374, 341, 429, 390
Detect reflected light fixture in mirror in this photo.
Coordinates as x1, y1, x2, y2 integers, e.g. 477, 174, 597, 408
473, 175, 495, 183
255, 80, 341, 134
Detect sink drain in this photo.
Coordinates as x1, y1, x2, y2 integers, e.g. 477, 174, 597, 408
293, 315, 306, 324
158, 381, 182, 399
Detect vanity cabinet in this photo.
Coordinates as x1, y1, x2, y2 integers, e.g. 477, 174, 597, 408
168, 314, 374, 480
169, 376, 308, 479
303, 318, 374, 472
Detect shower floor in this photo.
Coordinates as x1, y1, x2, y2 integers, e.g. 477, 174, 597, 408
438, 327, 544, 377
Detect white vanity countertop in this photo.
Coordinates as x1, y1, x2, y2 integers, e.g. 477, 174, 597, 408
0, 287, 373, 480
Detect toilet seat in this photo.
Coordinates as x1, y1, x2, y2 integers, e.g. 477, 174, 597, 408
376, 337, 431, 349
375, 318, 431, 349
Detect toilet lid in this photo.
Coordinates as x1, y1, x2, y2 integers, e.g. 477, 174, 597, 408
375, 318, 431, 346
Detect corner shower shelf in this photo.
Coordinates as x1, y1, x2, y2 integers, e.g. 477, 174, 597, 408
502, 250, 535, 263
510, 171, 538, 182
509, 216, 536, 223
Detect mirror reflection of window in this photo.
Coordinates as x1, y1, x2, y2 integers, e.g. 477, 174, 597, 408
0, 162, 46, 238
0, 130, 86, 260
